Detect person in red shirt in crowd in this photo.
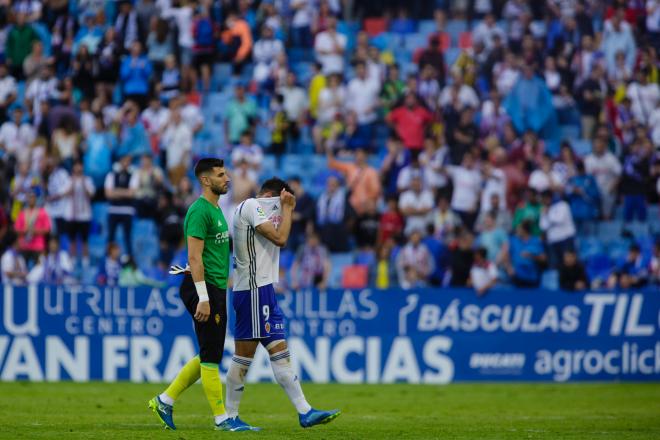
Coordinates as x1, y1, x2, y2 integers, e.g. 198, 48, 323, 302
14, 188, 51, 266
378, 196, 404, 245
386, 92, 434, 151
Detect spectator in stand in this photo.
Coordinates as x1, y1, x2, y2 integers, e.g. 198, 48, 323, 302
14, 188, 51, 266
584, 135, 621, 219
565, 161, 600, 233
225, 83, 258, 145
23, 40, 52, 84
5, 12, 38, 80
146, 18, 174, 76
432, 195, 461, 242
1, 232, 28, 285
120, 41, 152, 109
558, 249, 588, 291
288, 176, 316, 252
540, 190, 576, 268
373, 241, 397, 289
621, 138, 652, 223
316, 174, 352, 253
0, 63, 17, 124
291, 230, 331, 290
470, 247, 498, 296
476, 211, 509, 267
97, 242, 122, 287
290, 0, 313, 48
346, 60, 380, 144
44, 157, 70, 238
447, 228, 474, 287
504, 63, 557, 143
191, 6, 216, 92
313, 72, 346, 152
9, 161, 40, 221
115, 0, 145, 51
577, 63, 605, 139
601, 6, 636, 80
104, 154, 139, 256
253, 24, 284, 88
607, 244, 649, 289
63, 161, 95, 266
626, 68, 660, 126
650, 241, 660, 286
83, 113, 116, 197
396, 229, 435, 290
380, 64, 405, 115
446, 106, 478, 165
25, 65, 58, 124
95, 27, 121, 96
387, 92, 434, 152
446, 151, 482, 230
27, 236, 75, 285
529, 154, 563, 193
399, 174, 434, 237
314, 15, 347, 75
142, 96, 170, 148
506, 220, 546, 287
219, 9, 253, 75
354, 199, 380, 250
116, 100, 151, 159
418, 34, 446, 88
397, 151, 431, 192
327, 147, 381, 216
133, 154, 165, 219
161, 107, 192, 186
278, 72, 308, 145
231, 130, 264, 173
0, 106, 36, 164
157, 55, 181, 103
378, 196, 404, 245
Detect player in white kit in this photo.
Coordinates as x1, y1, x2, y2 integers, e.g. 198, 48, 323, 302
227, 177, 341, 430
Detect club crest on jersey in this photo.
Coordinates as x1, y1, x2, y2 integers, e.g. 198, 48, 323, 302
217, 219, 223, 227
215, 314, 221, 325
256, 206, 266, 217
265, 322, 271, 333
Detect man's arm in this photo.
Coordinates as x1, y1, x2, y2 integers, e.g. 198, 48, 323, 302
188, 235, 211, 322
255, 189, 296, 247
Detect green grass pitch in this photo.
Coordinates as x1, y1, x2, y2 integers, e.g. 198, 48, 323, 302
0, 382, 659, 439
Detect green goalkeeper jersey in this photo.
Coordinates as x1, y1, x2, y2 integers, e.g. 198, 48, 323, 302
183, 197, 230, 289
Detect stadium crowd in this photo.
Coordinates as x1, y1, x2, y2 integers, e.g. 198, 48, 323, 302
0, 0, 659, 293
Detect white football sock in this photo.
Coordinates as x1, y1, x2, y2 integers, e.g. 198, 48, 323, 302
270, 349, 311, 414
214, 414, 229, 425
158, 393, 174, 406
226, 355, 252, 418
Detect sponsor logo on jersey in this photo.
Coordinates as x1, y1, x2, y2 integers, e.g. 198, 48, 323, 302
256, 206, 266, 217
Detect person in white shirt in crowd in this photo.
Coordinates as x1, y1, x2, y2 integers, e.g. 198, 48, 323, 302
231, 130, 264, 173
141, 95, 170, 142
540, 190, 577, 268
399, 174, 435, 237
0, 106, 35, 163
290, 0, 314, 47
626, 67, 660, 125
648, 100, 660, 149
62, 161, 95, 267
396, 229, 435, 290
177, 95, 204, 135
278, 71, 308, 132
161, 106, 192, 187
493, 51, 520, 96
439, 71, 480, 110
419, 135, 449, 197
27, 236, 75, 285
25, 65, 59, 123
253, 24, 284, 86
346, 60, 380, 129
313, 72, 346, 152
314, 15, 347, 75
470, 247, 498, 296
161, 0, 194, 87
1, 233, 28, 285
397, 152, 430, 193
45, 156, 71, 238
480, 153, 507, 213
445, 151, 483, 230
528, 154, 563, 193
0, 63, 17, 123
473, 13, 506, 55
584, 135, 622, 219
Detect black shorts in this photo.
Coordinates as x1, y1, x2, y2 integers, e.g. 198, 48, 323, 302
194, 51, 215, 70
66, 221, 91, 243
179, 275, 227, 364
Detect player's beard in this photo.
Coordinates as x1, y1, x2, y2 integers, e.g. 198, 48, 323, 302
211, 182, 229, 195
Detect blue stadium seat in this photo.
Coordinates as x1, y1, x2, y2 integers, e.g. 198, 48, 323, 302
586, 254, 613, 283
446, 20, 468, 41
577, 237, 604, 260
444, 47, 461, 67
404, 33, 427, 51
541, 270, 559, 290
213, 63, 234, 85
329, 253, 355, 288
377, 32, 403, 50
559, 125, 580, 143
572, 139, 592, 157
418, 20, 437, 37
389, 19, 416, 34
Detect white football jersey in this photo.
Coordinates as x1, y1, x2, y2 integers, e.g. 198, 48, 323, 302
232, 197, 282, 291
